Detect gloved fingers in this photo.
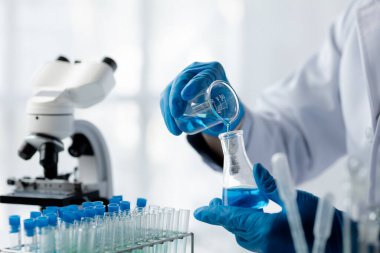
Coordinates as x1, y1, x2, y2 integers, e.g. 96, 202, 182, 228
209, 198, 223, 207
235, 235, 263, 253
223, 225, 248, 235
181, 68, 216, 101
194, 204, 262, 229
235, 235, 253, 251
169, 71, 195, 118
160, 85, 182, 135
253, 163, 283, 206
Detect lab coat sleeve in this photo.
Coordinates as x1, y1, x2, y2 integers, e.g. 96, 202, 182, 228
188, 0, 361, 184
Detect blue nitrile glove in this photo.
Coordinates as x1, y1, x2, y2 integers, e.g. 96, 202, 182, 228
194, 164, 346, 253
160, 61, 245, 136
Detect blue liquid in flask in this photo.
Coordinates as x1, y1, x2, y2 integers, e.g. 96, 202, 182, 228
223, 187, 268, 209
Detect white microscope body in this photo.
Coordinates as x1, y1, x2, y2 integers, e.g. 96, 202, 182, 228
1, 56, 117, 206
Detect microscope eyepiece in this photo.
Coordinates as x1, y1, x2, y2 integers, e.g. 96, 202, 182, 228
102, 57, 117, 72
18, 142, 37, 160
39, 142, 59, 179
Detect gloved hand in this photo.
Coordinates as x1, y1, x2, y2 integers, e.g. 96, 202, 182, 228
160, 61, 245, 136
194, 164, 345, 253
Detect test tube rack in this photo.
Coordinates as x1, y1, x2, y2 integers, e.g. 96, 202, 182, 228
0, 232, 194, 253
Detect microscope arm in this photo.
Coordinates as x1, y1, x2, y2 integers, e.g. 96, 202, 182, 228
71, 120, 113, 199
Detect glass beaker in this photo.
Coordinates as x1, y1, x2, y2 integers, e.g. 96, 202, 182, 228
219, 130, 268, 208
175, 80, 240, 135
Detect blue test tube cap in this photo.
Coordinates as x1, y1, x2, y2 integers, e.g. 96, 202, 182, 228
112, 195, 123, 202
23, 219, 35, 237
84, 207, 96, 218
93, 201, 104, 206
136, 198, 147, 208
58, 207, 70, 218
9, 215, 20, 233
82, 201, 94, 208
75, 210, 85, 221
109, 197, 120, 204
62, 211, 74, 224
46, 214, 58, 227
30, 211, 42, 219
36, 216, 48, 228
95, 205, 106, 216
66, 205, 79, 211
42, 208, 57, 215
120, 201, 131, 212
108, 203, 119, 213
46, 206, 58, 212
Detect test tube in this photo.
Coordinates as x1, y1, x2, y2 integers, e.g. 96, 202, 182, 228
61, 211, 75, 252
140, 210, 150, 243
46, 214, 57, 252
103, 213, 112, 252
94, 205, 106, 253
312, 194, 335, 253
272, 153, 308, 253
77, 215, 96, 253
176, 209, 190, 253
37, 216, 55, 253
162, 208, 175, 238
23, 219, 37, 252
148, 206, 160, 240
106, 204, 120, 250
133, 208, 145, 243
124, 216, 136, 247
167, 210, 180, 253
8, 215, 21, 250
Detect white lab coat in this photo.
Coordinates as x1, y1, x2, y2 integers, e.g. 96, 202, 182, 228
243, 0, 380, 201
192, 0, 380, 205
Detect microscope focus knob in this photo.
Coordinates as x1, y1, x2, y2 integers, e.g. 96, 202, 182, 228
102, 57, 117, 72
69, 134, 94, 157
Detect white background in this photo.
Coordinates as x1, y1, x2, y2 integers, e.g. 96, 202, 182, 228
0, 0, 348, 252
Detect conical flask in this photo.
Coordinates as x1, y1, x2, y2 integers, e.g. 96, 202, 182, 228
219, 130, 268, 208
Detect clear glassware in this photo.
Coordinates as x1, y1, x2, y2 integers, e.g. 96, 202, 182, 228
8, 215, 21, 250
219, 130, 268, 208
175, 80, 240, 134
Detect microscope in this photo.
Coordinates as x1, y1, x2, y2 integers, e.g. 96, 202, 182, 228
0, 56, 117, 207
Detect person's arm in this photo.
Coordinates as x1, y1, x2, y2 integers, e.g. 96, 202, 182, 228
189, 0, 360, 184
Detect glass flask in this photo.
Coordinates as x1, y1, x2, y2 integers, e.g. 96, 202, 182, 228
175, 80, 240, 135
219, 130, 268, 208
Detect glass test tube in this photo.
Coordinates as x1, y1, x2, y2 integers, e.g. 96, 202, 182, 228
176, 209, 190, 253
